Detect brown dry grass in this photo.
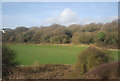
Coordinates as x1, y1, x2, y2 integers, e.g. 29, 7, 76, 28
8, 64, 73, 79
5, 62, 120, 80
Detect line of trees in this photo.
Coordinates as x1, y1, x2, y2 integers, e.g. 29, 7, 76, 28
2, 20, 118, 48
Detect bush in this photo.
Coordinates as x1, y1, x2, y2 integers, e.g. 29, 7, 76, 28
75, 47, 110, 74
32, 61, 41, 72
2, 45, 19, 79
86, 61, 120, 79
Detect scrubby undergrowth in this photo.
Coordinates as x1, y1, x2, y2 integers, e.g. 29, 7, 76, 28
8, 64, 73, 79
86, 61, 120, 79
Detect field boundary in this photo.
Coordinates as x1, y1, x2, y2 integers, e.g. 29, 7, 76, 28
36, 43, 119, 51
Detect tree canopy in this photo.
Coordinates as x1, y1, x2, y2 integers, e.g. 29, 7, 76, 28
2, 20, 118, 48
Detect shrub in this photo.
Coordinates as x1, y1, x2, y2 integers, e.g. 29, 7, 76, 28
86, 61, 120, 79
75, 47, 110, 74
32, 61, 41, 72
2, 45, 19, 79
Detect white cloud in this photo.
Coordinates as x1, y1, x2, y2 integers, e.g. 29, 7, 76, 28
104, 16, 118, 22
77, 17, 96, 24
2, 10, 61, 28
2, 8, 118, 28
44, 8, 79, 25
43, 8, 118, 26
78, 16, 118, 24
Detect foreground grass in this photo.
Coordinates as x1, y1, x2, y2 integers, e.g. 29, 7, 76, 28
8, 44, 119, 65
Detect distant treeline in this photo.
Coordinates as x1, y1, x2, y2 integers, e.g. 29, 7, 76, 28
2, 20, 118, 48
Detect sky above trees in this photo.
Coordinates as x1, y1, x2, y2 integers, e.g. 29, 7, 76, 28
2, 2, 118, 28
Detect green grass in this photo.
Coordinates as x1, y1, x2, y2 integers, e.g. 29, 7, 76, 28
7, 44, 119, 65
8, 44, 88, 65
110, 50, 120, 62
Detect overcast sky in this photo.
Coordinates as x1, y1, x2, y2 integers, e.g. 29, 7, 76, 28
2, 2, 118, 28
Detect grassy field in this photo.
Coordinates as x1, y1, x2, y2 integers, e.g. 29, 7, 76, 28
8, 44, 119, 65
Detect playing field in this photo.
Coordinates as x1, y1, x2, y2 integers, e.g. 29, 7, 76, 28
8, 44, 119, 65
